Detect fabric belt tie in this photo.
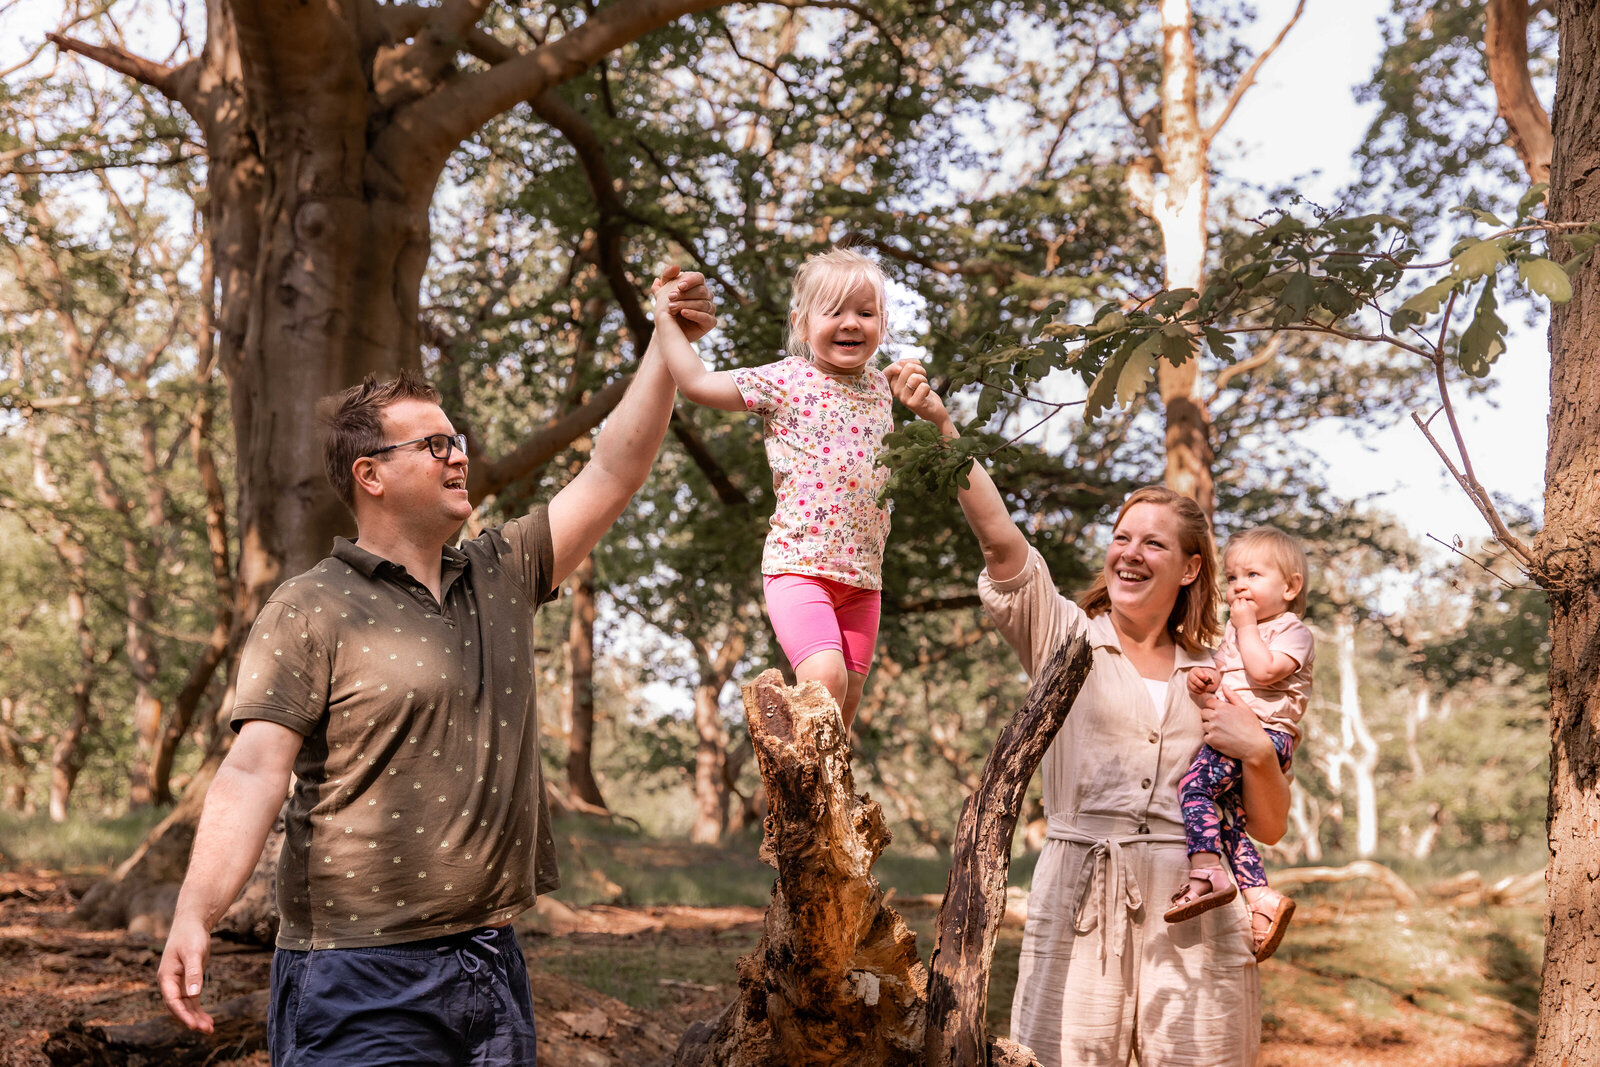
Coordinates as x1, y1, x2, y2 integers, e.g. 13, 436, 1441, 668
456, 926, 503, 975
1048, 822, 1186, 962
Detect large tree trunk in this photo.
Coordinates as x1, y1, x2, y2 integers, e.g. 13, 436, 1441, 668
1150, 0, 1214, 517
564, 552, 607, 809
1534, 3, 1600, 1060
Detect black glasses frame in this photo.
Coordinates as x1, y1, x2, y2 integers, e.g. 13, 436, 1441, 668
363, 433, 467, 461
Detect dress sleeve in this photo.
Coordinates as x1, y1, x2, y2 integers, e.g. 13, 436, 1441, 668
977, 546, 1088, 680
730, 357, 793, 417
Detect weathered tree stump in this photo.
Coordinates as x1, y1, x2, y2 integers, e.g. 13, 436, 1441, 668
675, 672, 927, 1067
677, 633, 1091, 1067
924, 636, 1092, 1067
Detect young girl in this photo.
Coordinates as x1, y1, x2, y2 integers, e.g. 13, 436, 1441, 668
654, 247, 895, 728
1166, 526, 1315, 962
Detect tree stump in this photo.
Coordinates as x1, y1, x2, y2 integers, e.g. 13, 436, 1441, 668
675, 672, 927, 1067
677, 633, 1091, 1067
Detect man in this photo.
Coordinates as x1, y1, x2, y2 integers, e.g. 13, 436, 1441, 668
156, 268, 715, 1064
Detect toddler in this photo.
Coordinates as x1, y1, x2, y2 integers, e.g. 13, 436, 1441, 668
654, 247, 896, 728
1165, 526, 1314, 963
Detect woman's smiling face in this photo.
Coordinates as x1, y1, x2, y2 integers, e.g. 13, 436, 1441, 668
1103, 502, 1202, 630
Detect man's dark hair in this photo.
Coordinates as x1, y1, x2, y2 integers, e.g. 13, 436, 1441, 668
322, 371, 441, 511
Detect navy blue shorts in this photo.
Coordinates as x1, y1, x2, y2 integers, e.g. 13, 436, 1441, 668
268, 925, 538, 1066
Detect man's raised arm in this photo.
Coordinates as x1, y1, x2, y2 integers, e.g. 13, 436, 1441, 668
548, 267, 716, 585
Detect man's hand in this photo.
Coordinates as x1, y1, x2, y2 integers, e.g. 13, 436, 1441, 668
158, 915, 215, 1033
1187, 665, 1220, 696
652, 266, 717, 344
885, 359, 952, 431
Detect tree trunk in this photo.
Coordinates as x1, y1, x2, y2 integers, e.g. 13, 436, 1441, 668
564, 553, 606, 809
49, 585, 95, 823
1152, 0, 1214, 517
0, 698, 36, 813
1333, 610, 1380, 858
1484, 0, 1554, 186
1534, 3, 1600, 1060
690, 630, 745, 845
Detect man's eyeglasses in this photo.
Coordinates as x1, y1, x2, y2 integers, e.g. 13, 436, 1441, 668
364, 433, 467, 461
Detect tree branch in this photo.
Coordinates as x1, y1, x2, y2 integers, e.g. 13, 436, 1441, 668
46, 33, 200, 111
1203, 0, 1305, 144
1484, 0, 1553, 185
467, 374, 632, 502
381, 0, 730, 189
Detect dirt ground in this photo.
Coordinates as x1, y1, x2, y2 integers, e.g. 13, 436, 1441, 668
0, 869, 1532, 1067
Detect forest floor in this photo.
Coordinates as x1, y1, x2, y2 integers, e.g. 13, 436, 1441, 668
0, 834, 1542, 1067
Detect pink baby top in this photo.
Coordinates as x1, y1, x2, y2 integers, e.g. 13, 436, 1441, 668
731, 355, 893, 590
1214, 611, 1315, 743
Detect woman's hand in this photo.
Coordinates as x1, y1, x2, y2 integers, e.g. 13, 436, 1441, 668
1202, 686, 1291, 843
1199, 686, 1274, 762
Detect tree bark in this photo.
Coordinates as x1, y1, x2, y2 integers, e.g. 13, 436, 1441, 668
1533, 3, 1600, 1060
564, 552, 607, 809
43, 990, 270, 1066
923, 637, 1091, 1067
674, 672, 928, 1067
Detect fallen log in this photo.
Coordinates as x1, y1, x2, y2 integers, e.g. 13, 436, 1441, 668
43, 989, 269, 1066
924, 636, 1092, 1067
1271, 860, 1418, 907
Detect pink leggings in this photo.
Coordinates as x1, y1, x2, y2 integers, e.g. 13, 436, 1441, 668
762, 573, 882, 675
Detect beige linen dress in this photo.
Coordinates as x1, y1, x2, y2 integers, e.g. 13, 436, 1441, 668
981, 548, 1261, 1067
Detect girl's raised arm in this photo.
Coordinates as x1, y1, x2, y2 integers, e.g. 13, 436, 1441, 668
654, 286, 745, 411
885, 360, 1029, 582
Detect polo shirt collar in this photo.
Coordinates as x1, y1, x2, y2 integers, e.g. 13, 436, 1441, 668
331, 537, 471, 583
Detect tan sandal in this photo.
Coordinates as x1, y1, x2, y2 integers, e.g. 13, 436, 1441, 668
1248, 888, 1296, 962
1164, 866, 1237, 923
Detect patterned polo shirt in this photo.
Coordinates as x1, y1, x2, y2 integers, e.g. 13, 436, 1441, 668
230, 509, 560, 950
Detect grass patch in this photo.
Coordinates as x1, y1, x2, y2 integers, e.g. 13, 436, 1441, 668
0, 808, 167, 873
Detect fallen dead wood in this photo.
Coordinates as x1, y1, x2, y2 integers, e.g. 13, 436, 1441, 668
1425, 868, 1545, 908
43, 989, 269, 1066
924, 636, 1092, 1067
1272, 860, 1419, 906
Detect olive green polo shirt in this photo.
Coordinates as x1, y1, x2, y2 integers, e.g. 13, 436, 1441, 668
230, 509, 561, 950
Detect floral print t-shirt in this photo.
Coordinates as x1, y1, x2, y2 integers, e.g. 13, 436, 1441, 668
731, 355, 893, 590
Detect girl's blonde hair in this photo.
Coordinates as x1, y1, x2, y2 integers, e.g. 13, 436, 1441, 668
1076, 486, 1222, 654
785, 247, 893, 359
1224, 527, 1310, 615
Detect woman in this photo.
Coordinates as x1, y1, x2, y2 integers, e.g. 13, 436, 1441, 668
887, 361, 1289, 1066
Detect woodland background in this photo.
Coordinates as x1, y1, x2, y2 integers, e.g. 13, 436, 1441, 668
0, 0, 1583, 1063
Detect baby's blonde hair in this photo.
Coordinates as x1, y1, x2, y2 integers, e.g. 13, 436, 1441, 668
785, 247, 893, 360
1223, 527, 1309, 615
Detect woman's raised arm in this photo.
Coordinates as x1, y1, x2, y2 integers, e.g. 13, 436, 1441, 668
885, 360, 1029, 582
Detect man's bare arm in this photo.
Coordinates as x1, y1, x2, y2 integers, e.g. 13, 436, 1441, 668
156, 720, 301, 1032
